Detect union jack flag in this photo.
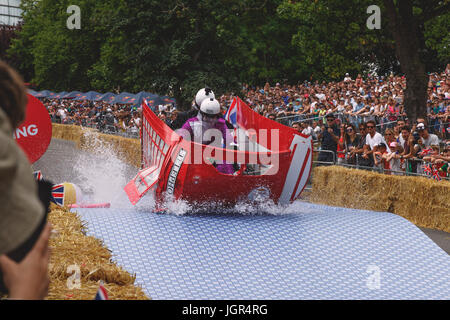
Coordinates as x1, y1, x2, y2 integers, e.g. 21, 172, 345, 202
33, 170, 43, 181
418, 148, 433, 157
51, 184, 65, 206
432, 169, 442, 181
423, 164, 433, 176
94, 281, 109, 300
225, 98, 239, 127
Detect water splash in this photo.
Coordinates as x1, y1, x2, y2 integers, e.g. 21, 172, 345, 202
72, 128, 314, 215
73, 129, 133, 209
155, 194, 313, 217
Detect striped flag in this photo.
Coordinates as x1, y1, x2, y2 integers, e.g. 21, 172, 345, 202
51, 184, 65, 206
94, 281, 109, 300
33, 170, 43, 181
432, 169, 442, 181
225, 98, 239, 127
418, 148, 433, 157
423, 164, 433, 176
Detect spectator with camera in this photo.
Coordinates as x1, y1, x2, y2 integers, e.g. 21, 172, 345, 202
340, 123, 360, 165
317, 113, 340, 164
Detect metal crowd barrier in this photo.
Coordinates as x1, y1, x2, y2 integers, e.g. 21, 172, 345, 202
310, 148, 449, 181
278, 114, 449, 140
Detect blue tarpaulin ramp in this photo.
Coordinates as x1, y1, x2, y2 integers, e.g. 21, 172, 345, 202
75, 202, 450, 300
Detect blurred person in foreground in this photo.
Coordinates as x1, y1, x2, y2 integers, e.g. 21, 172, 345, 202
0, 60, 52, 300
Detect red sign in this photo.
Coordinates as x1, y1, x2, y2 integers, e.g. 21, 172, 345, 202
14, 94, 52, 163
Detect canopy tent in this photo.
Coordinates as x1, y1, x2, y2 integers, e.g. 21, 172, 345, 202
33, 89, 176, 108
144, 95, 166, 108
132, 91, 158, 107
62, 91, 82, 99
52, 91, 68, 99
27, 89, 38, 97
110, 92, 136, 104
95, 92, 116, 102
34, 90, 55, 98
73, 91, 102, 101
161, 96, 176, 105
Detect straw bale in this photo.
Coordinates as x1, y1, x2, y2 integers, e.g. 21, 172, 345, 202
46, 205, 149, 300
311, 166, 450, 233
52, 124, 141, 168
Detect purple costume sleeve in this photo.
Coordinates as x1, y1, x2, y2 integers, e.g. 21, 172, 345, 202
179, 119, 194, 141
215, 119, 235, 174
216, 119, 234, 148
178, 118, 235, 174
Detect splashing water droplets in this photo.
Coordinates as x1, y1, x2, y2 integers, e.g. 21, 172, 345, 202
74, 129, 132, 208
72, 129, 312, 215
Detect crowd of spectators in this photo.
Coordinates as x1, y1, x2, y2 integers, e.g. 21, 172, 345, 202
226, 67, 449, 137
220, 66, 449, 178
291, 112, 450, 178
41, 66, 450, 178
43, 99, 146, 137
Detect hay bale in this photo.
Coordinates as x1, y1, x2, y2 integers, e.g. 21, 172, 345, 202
52, 125, 141, 168
46, 205, 150, 300
311, 166, 450, 233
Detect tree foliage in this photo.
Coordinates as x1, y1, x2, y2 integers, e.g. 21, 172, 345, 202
8, 0, 449, 111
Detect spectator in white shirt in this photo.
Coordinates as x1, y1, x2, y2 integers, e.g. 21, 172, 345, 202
301, 122, 314, 136
363, 120, 390, 164
416, 123, 440, 147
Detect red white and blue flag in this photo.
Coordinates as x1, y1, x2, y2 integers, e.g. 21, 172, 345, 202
33, 170, 43, 181
418, 148, 433, 157
432, 168, 442, 181
51, 184, 65, 206
225, 98, 239, 127
95, 281, 109, 300
423, 164, 433, 176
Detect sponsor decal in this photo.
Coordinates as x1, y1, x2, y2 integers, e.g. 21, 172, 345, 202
166, 148, 187, 194
14, 94, 52, 163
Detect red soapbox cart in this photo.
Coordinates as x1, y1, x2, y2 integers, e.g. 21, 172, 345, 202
125, 97, 313, 207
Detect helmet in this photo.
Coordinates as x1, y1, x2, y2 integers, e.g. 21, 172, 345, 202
106, 108, 112, 112
200, 98, 221, 115
195, 87, 215, 107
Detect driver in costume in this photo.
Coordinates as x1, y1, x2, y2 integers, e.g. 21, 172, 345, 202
178, 97, 235, 174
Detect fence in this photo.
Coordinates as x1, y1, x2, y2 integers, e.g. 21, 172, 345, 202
277, 113, 449, 136
312, 148, 449, 181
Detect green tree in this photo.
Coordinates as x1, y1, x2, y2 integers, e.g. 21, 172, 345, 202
278, 0, 449, 121
382, 0, 450, 121
9, 0, 449, 118
9, 0, 106, 91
